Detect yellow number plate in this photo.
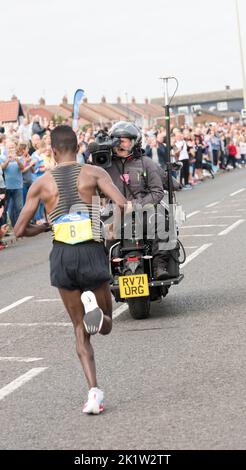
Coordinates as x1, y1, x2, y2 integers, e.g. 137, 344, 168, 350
119, 274, 149, 298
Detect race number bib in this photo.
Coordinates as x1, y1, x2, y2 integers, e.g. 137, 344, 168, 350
53, 212, 93, 245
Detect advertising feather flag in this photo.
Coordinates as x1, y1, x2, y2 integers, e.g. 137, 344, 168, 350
72, 89, 85, 130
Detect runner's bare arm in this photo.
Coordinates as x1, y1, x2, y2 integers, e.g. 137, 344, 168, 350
14, 181, 49, 237
95, 167, 127, 210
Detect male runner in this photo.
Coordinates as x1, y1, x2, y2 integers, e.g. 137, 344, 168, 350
14, 125, 127, 414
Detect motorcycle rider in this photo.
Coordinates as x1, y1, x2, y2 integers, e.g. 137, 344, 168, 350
105, 121, 171, 280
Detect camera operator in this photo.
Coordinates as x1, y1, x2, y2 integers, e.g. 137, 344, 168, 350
90, 121, 172, 280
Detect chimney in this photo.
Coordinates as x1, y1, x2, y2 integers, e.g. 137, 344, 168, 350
131, 97, 136, 104
62, 95, 68, 105
83, 97, 88, 103
117, 97, 121, 104
145, 97, 149, 105
11, 94, 17, 101
225, 85, 230, 90
39, 97, 45, 105
101, 96, 106, 103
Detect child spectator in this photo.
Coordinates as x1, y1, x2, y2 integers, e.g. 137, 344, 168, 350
226, 140, 237, 169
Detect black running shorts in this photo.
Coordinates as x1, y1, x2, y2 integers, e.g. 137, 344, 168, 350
50, 240, 110, 291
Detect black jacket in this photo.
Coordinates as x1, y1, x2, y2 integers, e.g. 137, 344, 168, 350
106, 156, 164, 207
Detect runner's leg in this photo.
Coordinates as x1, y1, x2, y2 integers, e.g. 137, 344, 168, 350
58, 288, 97, 389
91, 282, 113, 335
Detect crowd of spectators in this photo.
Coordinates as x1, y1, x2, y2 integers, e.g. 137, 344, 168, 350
143, 121, 246, 189
0, 115, 245, 249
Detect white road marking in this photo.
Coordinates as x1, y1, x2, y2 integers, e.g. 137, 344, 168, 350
112, 304, 128, 319
218, 219, 245, 236
181, 244, 212, 268
0, 368, 48, 402
35, 300, 124, 320
0, 357, 43, 362
0, 297, 33, 316
184, 246, 198, 249
181, 234, 214, 237
186, 211, 200, 219
205, 201, 220, 208
230, 188, 246, 197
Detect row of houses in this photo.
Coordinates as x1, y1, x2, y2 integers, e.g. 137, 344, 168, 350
153, 87, 245, 124
0, 88, 244, 130
0, 95, 170, 129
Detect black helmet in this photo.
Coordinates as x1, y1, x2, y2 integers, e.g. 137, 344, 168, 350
109, 121, 142, 148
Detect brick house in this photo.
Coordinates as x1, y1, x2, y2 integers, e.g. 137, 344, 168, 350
0, 97, 24, 125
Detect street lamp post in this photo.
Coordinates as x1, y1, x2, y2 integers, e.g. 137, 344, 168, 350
235, 0, 246, 109
159, 77, 174, 206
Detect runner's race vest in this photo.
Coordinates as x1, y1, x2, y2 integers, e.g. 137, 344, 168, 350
48, 163, 100, 245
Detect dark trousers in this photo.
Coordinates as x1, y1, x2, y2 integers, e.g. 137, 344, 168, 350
226, 155, 236, 169
6, 188, 23, 228
212, 149, 219, 166
180, 159, 190, 186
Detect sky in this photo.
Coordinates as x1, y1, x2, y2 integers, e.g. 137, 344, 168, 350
1, 0, 246, 104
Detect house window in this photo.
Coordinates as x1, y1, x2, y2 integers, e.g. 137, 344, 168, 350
178, 106, 189, 114
191, 104, 201, 113
217, 102, 228, 111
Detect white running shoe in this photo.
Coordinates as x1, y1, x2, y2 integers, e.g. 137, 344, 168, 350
81, 291, 104, 335
83, 387, 104, 414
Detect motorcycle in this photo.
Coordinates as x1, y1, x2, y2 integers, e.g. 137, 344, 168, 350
102, 178, 186, 320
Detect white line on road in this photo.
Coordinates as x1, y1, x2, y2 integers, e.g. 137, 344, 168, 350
0, 357, 43, 362
181, 234, 214, 237
230, 188, 246, 197
218, 219, 245, 236
113, 304, 128, 319
181, 244, 212, 268
205, 201, 220, 208
184, 246, 198, 249
0, 368, 48, 402
0, 297, 33, 316
186, 211, 200, 219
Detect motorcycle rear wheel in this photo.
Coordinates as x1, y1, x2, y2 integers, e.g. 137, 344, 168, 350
127, 297, 150, 320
